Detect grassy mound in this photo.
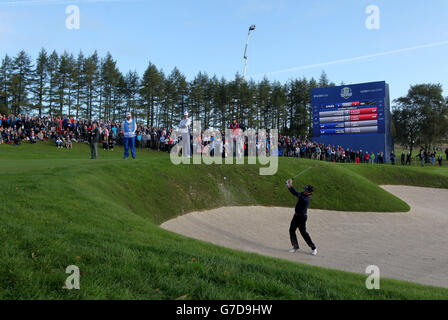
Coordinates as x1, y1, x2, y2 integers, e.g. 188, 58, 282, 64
346, 164, 448, 188
1, 142, 447, 299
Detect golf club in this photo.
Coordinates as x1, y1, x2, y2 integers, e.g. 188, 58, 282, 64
286, 164, 318, 186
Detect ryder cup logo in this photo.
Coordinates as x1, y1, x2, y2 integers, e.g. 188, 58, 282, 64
341, 87, 353, 100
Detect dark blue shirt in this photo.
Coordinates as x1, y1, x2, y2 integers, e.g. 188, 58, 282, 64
289, 187, 311, 216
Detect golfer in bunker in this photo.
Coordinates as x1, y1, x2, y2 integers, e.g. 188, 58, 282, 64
286, 180, 318, 256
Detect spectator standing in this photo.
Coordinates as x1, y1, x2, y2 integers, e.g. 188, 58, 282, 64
101, 126, 109, 151
137, 132, 143, 149
229, 116, 240, 158
108, 133, 115, 151
142, 131, 148, 149
406, 151, 412, 166
159, 133, 165, 152
178, 111, 191, 158
390, 151, 396, 165
145, 131, 152, 149
419, 151, 425, 167
111, 126, 118, 142
364, 151, 370, 164
89, 122, 100, 159
369, 152, 375, 164
122, 112, 137, 160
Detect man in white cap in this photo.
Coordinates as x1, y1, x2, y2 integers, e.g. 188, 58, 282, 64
122, 112, 137, 159
178, 111, 191, 158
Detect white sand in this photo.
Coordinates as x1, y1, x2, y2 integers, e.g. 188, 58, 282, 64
162, 186, 448, 288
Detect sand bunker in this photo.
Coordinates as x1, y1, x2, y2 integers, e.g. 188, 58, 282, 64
162, 186, 448, 288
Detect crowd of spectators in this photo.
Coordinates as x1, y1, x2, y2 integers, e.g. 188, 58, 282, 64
277, 136, 447, 166
0, 113, 175, 152
1, 113, 446, 166
278, 137, 389, 164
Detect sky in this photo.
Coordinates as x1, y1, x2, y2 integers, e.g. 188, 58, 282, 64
1, 0, 448, 102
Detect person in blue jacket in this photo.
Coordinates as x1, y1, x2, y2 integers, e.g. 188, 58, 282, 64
122, 112, 137, 160
286, 180, 317, 256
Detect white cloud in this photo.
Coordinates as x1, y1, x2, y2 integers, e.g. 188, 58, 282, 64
251, 40, 448, 77
0, 0, 130, 7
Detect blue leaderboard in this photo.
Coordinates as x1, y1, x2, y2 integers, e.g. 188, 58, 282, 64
311, 81, 393, 162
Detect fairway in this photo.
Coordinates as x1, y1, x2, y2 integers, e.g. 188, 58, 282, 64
1, 142, 448, 300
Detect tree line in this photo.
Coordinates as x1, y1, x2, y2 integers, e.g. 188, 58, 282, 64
0, 49, 336, 138
392, 83, 448, 151
1, 49, 446, 146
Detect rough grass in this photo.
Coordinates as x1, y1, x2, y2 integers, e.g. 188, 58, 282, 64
346, 164, 448, 188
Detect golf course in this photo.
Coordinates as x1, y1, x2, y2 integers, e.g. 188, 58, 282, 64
1, 142, 448, 300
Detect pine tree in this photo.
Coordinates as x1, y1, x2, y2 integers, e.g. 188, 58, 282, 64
172, 67, 188, 124
100, 53, 121, 120
124, 70, 140, 119
11, 50, 33, 114
271, 81, 287, 131
73, 51, 85, 118
256, 77, 271, 129
47, 51, 59, 116
112, 73, 127, 121
141, 62, 164, 126
214, 77, 229, 131
0, 55, 13, 113
239, 78, 257, 129
65, 53, 76, 117
32, 48, 48, 116
318, 71, 329, 88
189, 72, 210, 126
287, 78, 309, 138
166, 67, 187, 127
83, 51, 100, 119
57, 51, 71, 115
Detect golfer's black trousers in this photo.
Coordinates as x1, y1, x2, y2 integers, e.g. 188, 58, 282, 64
290, 214, 316, 250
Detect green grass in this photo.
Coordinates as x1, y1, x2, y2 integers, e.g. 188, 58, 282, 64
1, 142, 448, 299
346, 164, 448, 188
394, 146, 448, 168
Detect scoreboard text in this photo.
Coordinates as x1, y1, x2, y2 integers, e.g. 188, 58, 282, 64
311, 81, 393, 162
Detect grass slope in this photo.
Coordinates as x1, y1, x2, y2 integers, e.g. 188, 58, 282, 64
347, 164, 448, 188
1, 142, 447, 299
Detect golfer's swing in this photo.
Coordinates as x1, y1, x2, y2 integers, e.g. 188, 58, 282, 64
288, 163, 318, 182
286, 165, 318, 256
